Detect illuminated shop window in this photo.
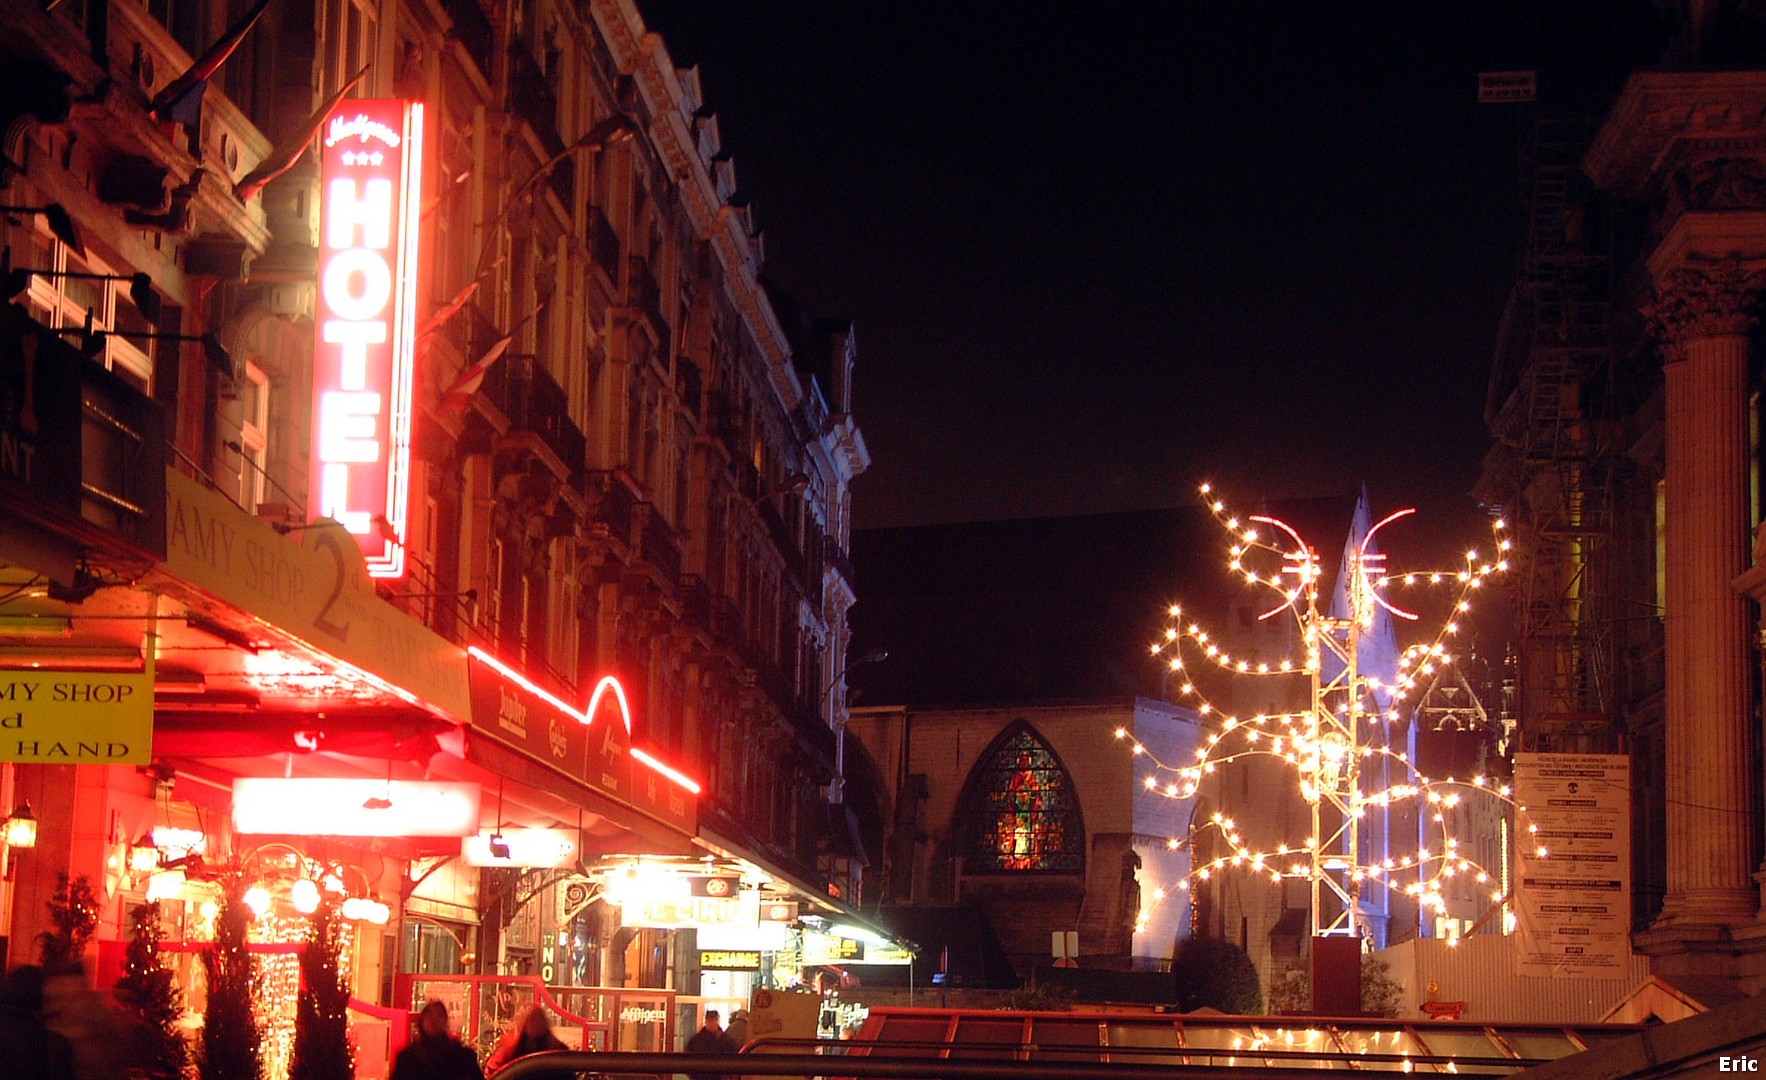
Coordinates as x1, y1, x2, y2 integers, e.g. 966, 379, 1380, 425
21, 230, 153, 392
957, 723, 1085, 873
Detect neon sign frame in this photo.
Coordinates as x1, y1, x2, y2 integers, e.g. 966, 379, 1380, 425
466, 646, 701, 795
311, 99, 425, 578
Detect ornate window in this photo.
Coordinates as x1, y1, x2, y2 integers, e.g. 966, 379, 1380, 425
956, 723, 1084, 873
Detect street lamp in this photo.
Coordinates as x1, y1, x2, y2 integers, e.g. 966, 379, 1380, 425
823, 647, 888, 805
2, 799, 38, 880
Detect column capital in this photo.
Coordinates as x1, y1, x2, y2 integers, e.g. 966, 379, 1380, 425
1645, 257, 1766, 357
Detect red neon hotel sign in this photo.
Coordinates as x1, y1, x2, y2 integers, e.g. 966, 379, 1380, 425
311, 100, 424, 578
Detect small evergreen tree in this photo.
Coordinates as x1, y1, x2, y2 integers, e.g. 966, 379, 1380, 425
115, 902, 191, 1080
1001, 974, 1078, 1012
1266, 952, 1403, 1017
37, 872, 100, 967
200, 882, 263, 1080
1172, 937, 1263, 1014
289, 898, 355, 1080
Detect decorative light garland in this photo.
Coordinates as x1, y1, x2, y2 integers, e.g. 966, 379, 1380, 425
1120, 483, 1524, 942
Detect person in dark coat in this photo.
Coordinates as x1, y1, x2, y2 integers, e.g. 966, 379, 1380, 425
390, 1000, 484, 1080
484, 1003, 567, 1075
684, 1009, 739, 1080
0, 964, 76, 1080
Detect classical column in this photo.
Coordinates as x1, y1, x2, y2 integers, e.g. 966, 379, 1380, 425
1646, 257, 1766, 926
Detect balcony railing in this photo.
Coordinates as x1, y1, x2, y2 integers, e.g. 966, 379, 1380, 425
708, 393, 748, 461
637, 503, 682, 584
584, 469, 639, 551
676, 357, 702, 419
822, 536, 854, 584
585, 207, 621, 279
627, 257, 671, 351
507, 46, 562, 153
487, 356, 585, 473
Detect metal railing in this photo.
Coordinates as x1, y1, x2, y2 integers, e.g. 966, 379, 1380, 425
495, 1043, 1550, 1079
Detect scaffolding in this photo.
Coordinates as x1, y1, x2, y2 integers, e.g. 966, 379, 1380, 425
1486, 115, 1621, 752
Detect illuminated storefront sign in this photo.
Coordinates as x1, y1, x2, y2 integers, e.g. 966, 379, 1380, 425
0, 665, 155, 763
232, 778, 478, 836
461, 828, 577, 868
699, 950, 762, 971
761, 901, 799, 923
623, 889, 760, 930
312, 99, 425, 578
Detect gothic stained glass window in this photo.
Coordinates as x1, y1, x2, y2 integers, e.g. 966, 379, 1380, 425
957, 724, 1085, 873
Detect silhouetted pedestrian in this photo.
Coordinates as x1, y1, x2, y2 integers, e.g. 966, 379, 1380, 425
2, 964, 76, 1080
684, 1009, 738, 1080
391, 1000, 484, 1080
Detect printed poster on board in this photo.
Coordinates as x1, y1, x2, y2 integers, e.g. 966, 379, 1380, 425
1513, 752, 1631, 978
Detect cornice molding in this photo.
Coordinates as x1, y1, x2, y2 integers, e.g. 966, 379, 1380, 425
1586, 69, 1766, 199
590, 0, 805, 423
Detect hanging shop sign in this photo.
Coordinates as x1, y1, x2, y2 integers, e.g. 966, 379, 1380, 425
698, 949, 762, 971
1513, 752, 1631, 979
0, 661, 154, 763
461, 828, 577, 868
162, 469, 471, 719
688, 875, 742, 898
800, 932, 865, 965
622, 887, 760, 930
761, 901, 799, 923
232, 777, 480, 837
312, 99, 425, 578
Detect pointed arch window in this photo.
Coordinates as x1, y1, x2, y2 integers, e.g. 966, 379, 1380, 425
956, 723, 1084, 873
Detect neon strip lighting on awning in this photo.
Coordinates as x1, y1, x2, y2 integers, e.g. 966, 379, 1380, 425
630, 746, 701, 795
468, 645, 584, 722
468, 647, 697, 793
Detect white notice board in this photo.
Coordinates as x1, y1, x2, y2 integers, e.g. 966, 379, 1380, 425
1513, 752, 1632, 978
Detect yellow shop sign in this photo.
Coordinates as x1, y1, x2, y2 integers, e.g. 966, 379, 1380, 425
0, 668, 154, 764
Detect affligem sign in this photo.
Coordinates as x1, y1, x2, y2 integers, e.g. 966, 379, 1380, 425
312, 99, 424, 578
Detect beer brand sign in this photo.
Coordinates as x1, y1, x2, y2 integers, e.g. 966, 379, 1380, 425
312, 100, 425, 578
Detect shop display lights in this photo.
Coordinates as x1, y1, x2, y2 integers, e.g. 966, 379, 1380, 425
232, 777, 480, 837
461, 828, 577, 868
128, 833, 161, 875
340, 896, 391, 924
289, 877, 321, 914
3, 799, 38, 849
1, 799, 36, 879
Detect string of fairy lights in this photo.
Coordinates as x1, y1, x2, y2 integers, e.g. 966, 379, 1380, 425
1117, 483, 1540, 942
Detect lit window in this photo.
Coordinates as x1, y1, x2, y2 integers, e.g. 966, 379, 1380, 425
236, 362, 270, 511
957, 724, 1085, 873
318, 0, 379, 99
21, 229, 153, 391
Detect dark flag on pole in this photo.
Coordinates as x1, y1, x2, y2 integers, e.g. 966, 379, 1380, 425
149, 0, 273, 121
234, 65, 372, 204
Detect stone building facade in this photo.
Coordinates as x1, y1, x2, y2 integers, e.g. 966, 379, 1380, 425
1479, 12, 1766, 997
0, 0, 873, 1060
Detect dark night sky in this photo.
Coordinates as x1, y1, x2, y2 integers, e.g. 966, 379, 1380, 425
637, 2, 1665, 539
